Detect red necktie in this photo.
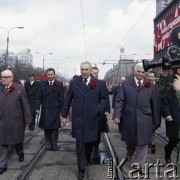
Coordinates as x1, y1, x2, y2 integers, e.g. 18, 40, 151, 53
137, 81, 141, 89
83, 79, 87, 87
49, 81, 53, 85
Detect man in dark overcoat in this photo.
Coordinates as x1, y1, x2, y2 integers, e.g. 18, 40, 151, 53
61, 61, 108, 180
112, 76, 126, 134
91, 66, 110, 160
113, 63, 159, 173
25, 73, 40, 131
159, 67, 180, 164
36, 68, 64, 151
0, 69, 31, 175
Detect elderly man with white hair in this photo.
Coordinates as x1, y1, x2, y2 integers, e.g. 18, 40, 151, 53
113, 63, 160, 174
0, 69, 31, 175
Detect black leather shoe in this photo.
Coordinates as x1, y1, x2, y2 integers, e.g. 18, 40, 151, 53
78, 170, 85, 180
126, 153, 132, 161
151, 145, 156, 154
51, 144, 57, 151
139, 167, 146, 175
0, 168, 7, 175
19, 152, 24, 162
165, 155, 171, 164
164, 146, 171, 164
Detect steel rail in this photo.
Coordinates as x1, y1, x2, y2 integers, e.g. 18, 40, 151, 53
17, 128, 63, 180
103, 132, 125, 180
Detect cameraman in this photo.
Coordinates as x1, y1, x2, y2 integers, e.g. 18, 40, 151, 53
158, 68, 180, 100
157, 67, 180, 166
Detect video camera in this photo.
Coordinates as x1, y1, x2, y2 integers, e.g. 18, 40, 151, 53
143, 26, 180, 72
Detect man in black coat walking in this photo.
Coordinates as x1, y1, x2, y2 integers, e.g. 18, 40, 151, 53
61, 62, 108, 180
25, 73, 40, 131
36, 68, 64, 151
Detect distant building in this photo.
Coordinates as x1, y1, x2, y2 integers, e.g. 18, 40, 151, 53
156, 0, 172, 15
104, 59, 136, 85
17, 49, 33, 66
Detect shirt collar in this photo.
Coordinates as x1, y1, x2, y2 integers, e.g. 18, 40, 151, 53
49, 80, 55, 85
30, 80, 34, 85
83, 76, 91, 84
134, 77, 143, 86
6, 82, 13, 89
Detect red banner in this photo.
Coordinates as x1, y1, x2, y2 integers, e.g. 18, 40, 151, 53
154, 6, 180, 52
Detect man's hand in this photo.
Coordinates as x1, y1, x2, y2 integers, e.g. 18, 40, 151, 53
113, 118, 120, 125
161, 68, 170, 77
36, 110, 40, 114
61, 117, 67, 126
173, 74, 180, 91
24, 122, 29, 129
165, 115, 173, 122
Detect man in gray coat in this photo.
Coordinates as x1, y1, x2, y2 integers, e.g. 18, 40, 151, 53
0, 69, 31, 175
113, 63, 159, 173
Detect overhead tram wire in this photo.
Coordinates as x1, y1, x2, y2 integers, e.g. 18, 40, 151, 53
106, 0, 156, 60
80, 0, 88, 61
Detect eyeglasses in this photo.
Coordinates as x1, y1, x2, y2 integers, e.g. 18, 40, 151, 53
1, 76, 12, 79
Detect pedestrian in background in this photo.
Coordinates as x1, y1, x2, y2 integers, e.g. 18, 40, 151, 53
36, 68, 64, 151
147, 70, 161, 154
25, 73, 40, 131
112, 76, 126, 134
0, 69, 31, 175
91, 66, 110, 160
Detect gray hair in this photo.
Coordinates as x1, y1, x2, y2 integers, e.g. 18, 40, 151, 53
80, 61, 92, 68
134, 62, 144, 72
1, 69, 13, 77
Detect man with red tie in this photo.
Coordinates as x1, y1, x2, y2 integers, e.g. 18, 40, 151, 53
113, 63, 159, 174
61, 62, 108, 180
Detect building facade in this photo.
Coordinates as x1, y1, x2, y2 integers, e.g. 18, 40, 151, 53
104, 59, 136, 85
156, 0, 172, 15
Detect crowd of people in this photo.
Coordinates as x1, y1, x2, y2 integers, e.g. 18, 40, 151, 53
0, 61, 179, 179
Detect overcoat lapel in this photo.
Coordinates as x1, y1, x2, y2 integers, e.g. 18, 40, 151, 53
44, 80, 52, 95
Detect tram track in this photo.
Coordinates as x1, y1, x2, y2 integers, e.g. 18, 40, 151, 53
17, 128, 64, 180
15, 128, 175, 180
103, 132, 124, 180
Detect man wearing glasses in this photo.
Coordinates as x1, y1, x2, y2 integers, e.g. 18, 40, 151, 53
0, 69, 31, 175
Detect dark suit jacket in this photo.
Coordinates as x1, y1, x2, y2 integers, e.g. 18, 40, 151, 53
61, 75, 108, 143
36, 80, 64, 129
25, 80, 40, 115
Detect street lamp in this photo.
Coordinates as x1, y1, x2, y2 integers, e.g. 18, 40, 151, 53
35, 52, 53, 71
0, 26, 24, 67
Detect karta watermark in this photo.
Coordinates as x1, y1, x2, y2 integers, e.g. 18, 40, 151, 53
107, 158, 179, 179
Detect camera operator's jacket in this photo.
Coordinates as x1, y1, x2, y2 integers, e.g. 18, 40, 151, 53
157, 75, 180, 103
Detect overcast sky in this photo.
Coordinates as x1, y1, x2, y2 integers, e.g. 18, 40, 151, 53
0, 0, 156, 79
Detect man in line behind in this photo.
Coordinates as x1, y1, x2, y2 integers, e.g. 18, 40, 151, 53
25, 73, 40, 131
91, 67, 110, 160
112, 76, 126, 134
147, 70, 161, 154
